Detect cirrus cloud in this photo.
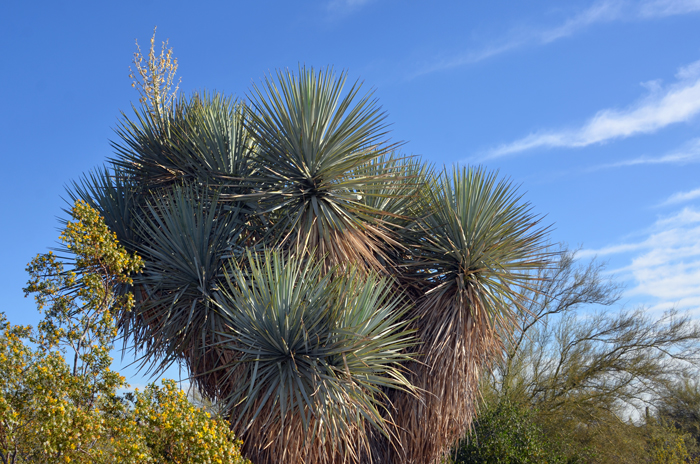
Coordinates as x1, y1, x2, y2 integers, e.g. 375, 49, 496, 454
414, 0, 700, 77
579, 207, 700, 314
661, 186, 700, 206
485, 59, 700, 159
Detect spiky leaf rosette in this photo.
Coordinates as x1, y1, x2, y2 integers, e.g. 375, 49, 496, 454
246, 66, 400, 272
213, 250, 415, 464
124, 185, 247, 381
387, 166, 549, 464
112, 92, 255, 190
69, 93, 259, 379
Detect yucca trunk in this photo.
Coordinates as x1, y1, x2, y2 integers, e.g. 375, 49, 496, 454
384, 292, 504, 464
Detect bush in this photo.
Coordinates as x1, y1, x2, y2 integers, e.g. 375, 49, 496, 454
127, 380, 248, 464
451, 399, 570, 464
0, 201, 249, 464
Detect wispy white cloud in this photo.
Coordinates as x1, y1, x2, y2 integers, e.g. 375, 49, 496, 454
330, 0, 373, 6
415, 1, 623, 76
579, 207, 700, 258
578, 207, 700, 313
416, 0, 700, 76
485, 60, 700, 158
661, 186, 700, 205
638, 0, 700, 17
539, 1, 625, 43
416, 43, 521, 74
591, 138, 700, 169
577, 242, 646, 257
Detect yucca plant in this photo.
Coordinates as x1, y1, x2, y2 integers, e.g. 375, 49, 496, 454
112, 92, 255, 189
384, 167, 549, 464
67, 62, 550, 464
245, 68, 403, 272
126, 185, 246, 378
70, 94, 256, 382
212, 250, 414, 463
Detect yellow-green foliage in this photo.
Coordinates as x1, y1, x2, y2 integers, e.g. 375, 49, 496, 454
648, 427, 699, 464
0, 201, 248, 464
24, 200, 143, 377
129, 380, 247, 464
0, 314, 128, 463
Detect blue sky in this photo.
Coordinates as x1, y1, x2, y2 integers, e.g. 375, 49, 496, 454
1, 0, 699, 384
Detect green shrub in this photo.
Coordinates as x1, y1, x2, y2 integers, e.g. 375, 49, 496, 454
0, 201, 249, 464
451, 399, 569, 464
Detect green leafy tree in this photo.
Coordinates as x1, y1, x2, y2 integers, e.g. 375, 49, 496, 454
644, 419, 699, 464
0, 201, 248, 464
24, 200, 142, 378
128, 379, 247, 464
1, 200, 143, 463
648, 435, 695, 464
473, 247, 700, 464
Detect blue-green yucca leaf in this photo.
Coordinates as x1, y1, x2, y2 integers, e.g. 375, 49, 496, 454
350, 154, 433, 223
125, 184, 247, 377
348, 154, 436, 276
245, 67, 403, 270
383, 166, 551, 464
247, 67, 390, 182
411, 166, 550, 336
112, 93, 256, 190
211, 250, 415, 464
111, 101, 176, 184
66, 164, 142, 251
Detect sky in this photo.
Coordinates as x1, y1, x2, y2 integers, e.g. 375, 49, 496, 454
1, 0, 699, 385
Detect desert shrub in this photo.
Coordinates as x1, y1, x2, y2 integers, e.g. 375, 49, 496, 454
451, 399, 570, 464
0, 201, 248, 464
